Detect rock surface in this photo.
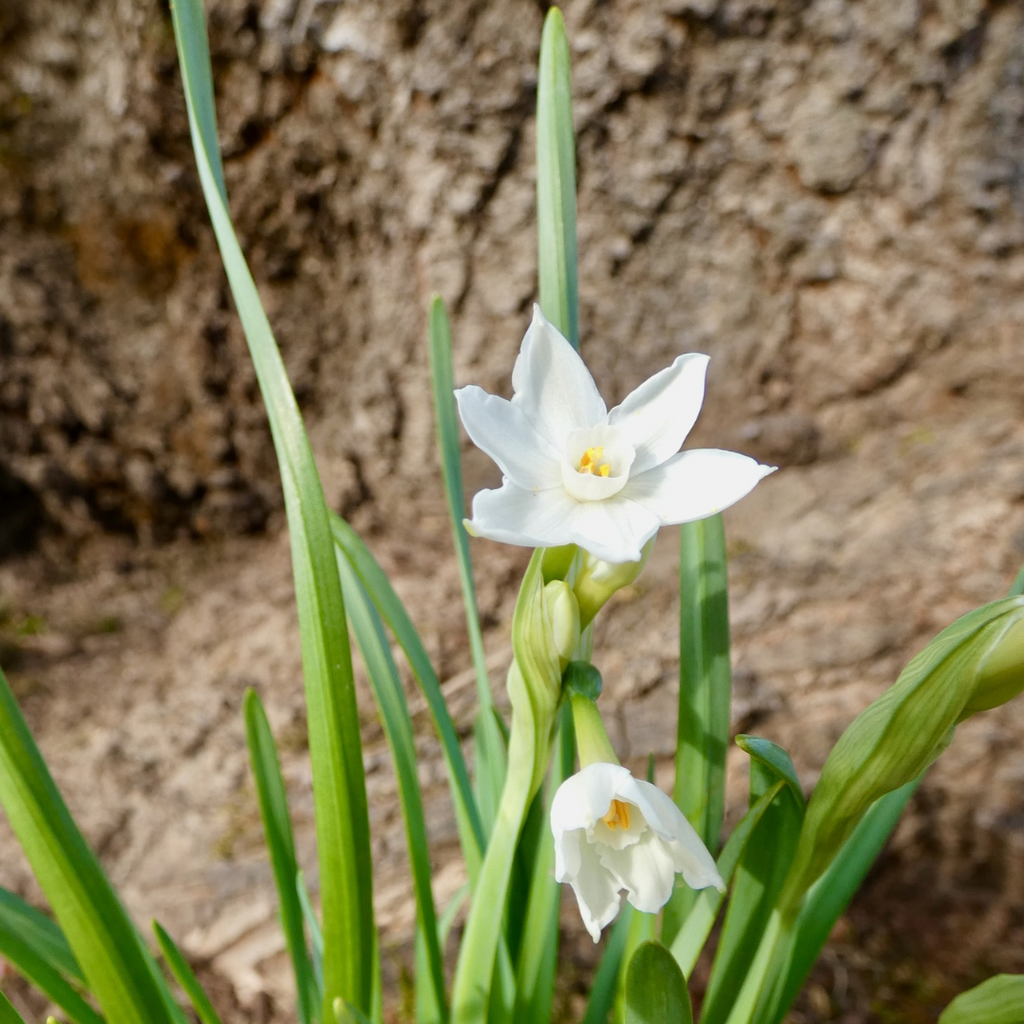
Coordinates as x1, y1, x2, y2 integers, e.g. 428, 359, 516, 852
2, 0, 1024, 1020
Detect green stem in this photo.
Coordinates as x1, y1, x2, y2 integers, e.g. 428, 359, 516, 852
571, 693, 618, 767
721, 909, 787, 1024
450, 706, 535, 1024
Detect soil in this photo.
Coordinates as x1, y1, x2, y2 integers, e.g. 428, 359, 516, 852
3, 0, 1024, 1021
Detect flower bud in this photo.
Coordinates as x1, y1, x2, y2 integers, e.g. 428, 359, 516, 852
959, 614, 1024, 719
779, 595, 1024, 912
573, 538, 655, 628
544, 580, 581, 668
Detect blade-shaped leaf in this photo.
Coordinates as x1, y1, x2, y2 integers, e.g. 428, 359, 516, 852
426, 297, 505, 840
536, 6, 579, 348
664, 515, 731, 944
153, 922, 224, 1024
758, 778, 920, 1024
0, 992, 28, 1024
669, 780, 785, 977
335, 557, 446, 1022
0, 886, 81, 982
0, 665, 176, 1024
243, 690, 318, 1024
0, 916, 103, 1024
330, 514, 484, 881
938, 974, 1024, 1024
581, 905, 634, 1024
511, 706, 575, 1024
624, 941, 693, 1024
700, 740, 803, 1024
170, 2, 374, 1015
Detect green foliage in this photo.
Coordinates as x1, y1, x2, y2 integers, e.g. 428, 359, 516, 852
153, 922, 225, 1024
624, 941, 693, 1024
536, 7, 579, 349
170, 1, 375, 1014
938, 974, 1024, 1024
243, 691, 319, 1024
0, 666, 178, 1024
664, 514, 731, 944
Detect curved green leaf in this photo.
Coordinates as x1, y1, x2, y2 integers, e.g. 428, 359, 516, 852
624, 941, 692, 1024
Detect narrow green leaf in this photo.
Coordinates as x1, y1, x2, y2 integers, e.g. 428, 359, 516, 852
664, 515, 731, 944
669, 781, 785, 977
153, 922, 224, 1024
243, 690, 318, 1024
511, 706, 575, 1024
0, 665, 176, 1024
536, 7, 579, 348
170, 3, 374, 1015
0, 992, 28, 1024
581, 905, 634, 1024
624, 941, 693, 1024
759, 778, 920, 1024
0, 917, 103, 1024
426, 297, 506, 841
298, 871, 325, 1000
0, 886, 81, 982
700, 742, 803, 1024
938, 974, 1024, 1024
336, 558, 447, 1022
330, 515, 485, 879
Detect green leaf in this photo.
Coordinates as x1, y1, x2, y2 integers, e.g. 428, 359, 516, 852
938, 974, 1024, 1024
615, 911, 658, 1024
243, 690, 319, 1024
330, 514, 485, 881
669, 781, 786, 977
758, 778, 920, 1024
536, 6, 579, 348
153, 922, 224, 1024
170, 2, 375, 1015
0, 885, 82, 981
0, 914, 103, 1024
335, 558, 446, 1023
664, 515, 731, 944
624, 941, 693, 1024
298, 871, 325, 1001
581, 905, 634, 1024
0, 665, 176, 1024
700, 741, 803, 1024
0, 991, 28, 1024
511, 706, 575, 1024
426, 296, 506, 840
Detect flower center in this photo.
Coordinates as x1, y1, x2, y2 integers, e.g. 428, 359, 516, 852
601, 798, 631, 831
578, 446, 611, 478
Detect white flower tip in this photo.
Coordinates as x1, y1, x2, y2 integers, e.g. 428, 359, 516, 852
462, 517, 480, 538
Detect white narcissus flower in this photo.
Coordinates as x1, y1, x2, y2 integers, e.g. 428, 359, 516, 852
455, 305, 775, 564
551, 762, 724, 942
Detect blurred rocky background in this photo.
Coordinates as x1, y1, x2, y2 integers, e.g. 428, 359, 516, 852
2, 0, 1024, 1020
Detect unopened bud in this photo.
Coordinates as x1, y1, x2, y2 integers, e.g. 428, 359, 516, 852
545, 580, 581, 668
573, 538, 655, 628
960, 614, 1024, 720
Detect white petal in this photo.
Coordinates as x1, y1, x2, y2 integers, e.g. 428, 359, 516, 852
467, 481, 580, 550
623, 779, 724, 892
567, 839, 624, 943
454, 386, 562, 490
511, 305, 607, 447
607, 353, 709, 473
551, 762, 635, 834
561, 497, 662, 564
622, 449, 776, 525
561, 425, 635, 502
597, 831, 678, 915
